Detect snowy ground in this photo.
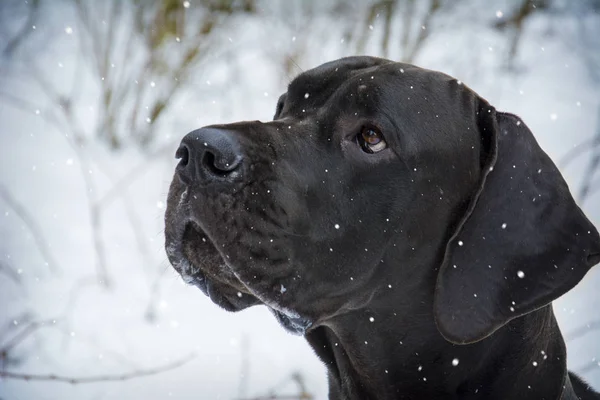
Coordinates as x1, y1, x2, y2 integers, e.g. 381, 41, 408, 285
1, 3, 599, 399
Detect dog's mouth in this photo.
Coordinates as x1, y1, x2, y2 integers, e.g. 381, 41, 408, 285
165, 216, 312, 335
166, 218, 259, 312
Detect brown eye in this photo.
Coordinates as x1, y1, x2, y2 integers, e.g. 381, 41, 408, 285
358, 126, 387, 153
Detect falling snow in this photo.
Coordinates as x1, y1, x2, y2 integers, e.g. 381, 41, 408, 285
1, 3, 599, 399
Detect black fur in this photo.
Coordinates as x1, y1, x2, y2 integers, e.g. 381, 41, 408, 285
165, 56, 600, 399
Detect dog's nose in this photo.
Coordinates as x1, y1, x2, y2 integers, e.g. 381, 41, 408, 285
176, 127, 243, 185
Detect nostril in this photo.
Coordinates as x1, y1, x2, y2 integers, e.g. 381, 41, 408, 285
202, 150, 241, 177
176, 144, 190, 167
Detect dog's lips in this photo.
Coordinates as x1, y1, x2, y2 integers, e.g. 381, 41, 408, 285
268, 307, 313, 336
165, 219, 256, 311
165, 187, 314, 332
166, 220, 315, 332
169, 248, 255, 312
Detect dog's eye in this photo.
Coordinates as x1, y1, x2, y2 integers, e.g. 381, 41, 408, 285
357, 126, 387, 153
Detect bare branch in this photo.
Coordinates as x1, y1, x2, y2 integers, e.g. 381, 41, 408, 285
1, 0, 40, 57
0, 262, 22, 287
557, 137, 600, 169
403, 0, 441, 63
144, 264, 171, 323
238, 371, 314, 400
585, 177, 600, 198
577, 104, 600, 203
0, 353, 196, 384
1, 87, 116, 293
494, 0, 550, 69
0, 319, 57, 354
400, 0, 416, 57
0, 184, 60, 274
356, 1, 384, 55
61, 275, 105, 319
0, 91, 64, 133
96, 141, 176, 209
238, 334, 250, 398
238, 396, 313, 400
0, 313, 33, 343
574, 359, 600, 377
379, 0, 395, 58
565, 320, 600, 342
52, 323, 141, 370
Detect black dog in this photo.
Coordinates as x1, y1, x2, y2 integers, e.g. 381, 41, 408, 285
165, 56, 600, 399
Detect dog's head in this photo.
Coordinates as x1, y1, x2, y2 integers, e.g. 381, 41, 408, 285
165, 56, 600, 341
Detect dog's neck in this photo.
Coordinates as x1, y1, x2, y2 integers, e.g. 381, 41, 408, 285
305, 263, 571, 400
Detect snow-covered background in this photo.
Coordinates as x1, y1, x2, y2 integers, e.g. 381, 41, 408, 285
1, 1, 599, 399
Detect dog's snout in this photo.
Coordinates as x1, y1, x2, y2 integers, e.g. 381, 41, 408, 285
176, 128, 243, 185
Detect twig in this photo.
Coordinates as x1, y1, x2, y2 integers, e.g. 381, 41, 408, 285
400, 0, 416, 59
574, 360, 600, 377
585, 177, 600, 198
557, 137, 600, 169
403, 0, 441, 63
238, 396, 312, 400
1, 0, 40, 57
0, 184, 60, 274
52, 324, 141, 370
238, 372, 314, 400
144, 264, 170, 323
61, 275, 105, 320
1, 62, 111, 286
356, 1, 385, 55
0, 319, 57, 354
0, 353, 196, 384
95, 141, 176, 209
494, 0, 550, 69
238, 334, 250, 398
0, 262, 22, 287
577, 104, 600, 202
0, 313, 33, 344
565, 320, 600, 342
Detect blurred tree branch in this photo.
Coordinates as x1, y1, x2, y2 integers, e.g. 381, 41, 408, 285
1, 0, 599, 396
0, 319, 57, 357
577, 105, 600, 202
0, 262, 22, 287
575, 359, 600, 377
566, 320, 600, 342
239, 396, 312, 400
237, 371, 313, 400
553, 2, 600, 203
494, 0, 549, 69
355, 0, 444, 63
0, 0, 40, 57
0, 185, 60, 274
2, 0, 256, 150
0, 353, 196, 383
71, 0, 256, 149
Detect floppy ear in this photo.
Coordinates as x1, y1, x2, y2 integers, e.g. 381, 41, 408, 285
434, 101, 600, 345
